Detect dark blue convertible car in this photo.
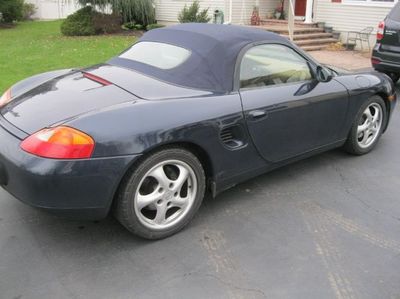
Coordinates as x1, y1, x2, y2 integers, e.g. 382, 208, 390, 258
0, 24, 396, 239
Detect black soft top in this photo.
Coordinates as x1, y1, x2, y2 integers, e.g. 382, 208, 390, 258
109, 23, 288, 93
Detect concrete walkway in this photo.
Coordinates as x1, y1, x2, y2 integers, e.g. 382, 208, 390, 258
309, 50, 372, 71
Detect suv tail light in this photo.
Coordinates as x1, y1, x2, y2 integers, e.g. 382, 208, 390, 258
377, 21, 385, 41
21, 126, 95, 159
371, 57, 381, 65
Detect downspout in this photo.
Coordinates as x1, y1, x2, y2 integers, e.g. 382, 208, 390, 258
224, 0, 233, 24
304, 0, 314, 24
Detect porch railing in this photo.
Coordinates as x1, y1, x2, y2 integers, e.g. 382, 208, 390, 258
287, 0, 295, 41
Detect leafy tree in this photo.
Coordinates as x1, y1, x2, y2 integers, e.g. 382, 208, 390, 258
178, 1, 211, 23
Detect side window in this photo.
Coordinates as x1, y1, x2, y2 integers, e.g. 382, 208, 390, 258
389, 3, 400, 21
240, 44, 313, 89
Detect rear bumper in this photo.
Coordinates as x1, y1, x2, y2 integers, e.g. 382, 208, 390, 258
372, 43, 400, 73
0, 120, 140, 219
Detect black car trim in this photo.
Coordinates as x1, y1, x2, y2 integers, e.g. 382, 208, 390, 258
0, 115, 28, 140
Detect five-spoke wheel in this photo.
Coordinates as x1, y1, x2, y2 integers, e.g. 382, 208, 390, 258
135, 160, 197, 230
344, 95, 387, 155
357, 103, 383, 149
115, 147, 205, 240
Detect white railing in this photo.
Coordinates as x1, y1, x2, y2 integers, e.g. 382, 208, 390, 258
287, 0, 295, 41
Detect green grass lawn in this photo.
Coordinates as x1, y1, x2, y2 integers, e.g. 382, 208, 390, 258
0, 20, 135, 92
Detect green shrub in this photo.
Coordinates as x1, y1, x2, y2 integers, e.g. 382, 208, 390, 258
21, 2, 36, 20
0, 0, 23, 23
122, 21, 136, 30
178, 1, 210, 23
61, 6, 122, 36
93, 13, 122, 34
61, 6, 97, 36
146, 23, 164, 31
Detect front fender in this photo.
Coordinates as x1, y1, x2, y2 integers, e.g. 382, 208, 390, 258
334, 71, 396, 134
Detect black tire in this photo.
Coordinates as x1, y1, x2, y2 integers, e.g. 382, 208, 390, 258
344, 95, 387, 155
385, 72, 400, 83
114, 147, 206, 240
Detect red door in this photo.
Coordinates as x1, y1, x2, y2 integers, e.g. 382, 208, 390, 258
295, 0, 307, 16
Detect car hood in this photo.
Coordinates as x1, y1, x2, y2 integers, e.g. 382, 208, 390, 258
1, 69, 139, 134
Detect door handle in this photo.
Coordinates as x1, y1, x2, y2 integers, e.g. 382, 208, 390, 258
248, 110, 267, 120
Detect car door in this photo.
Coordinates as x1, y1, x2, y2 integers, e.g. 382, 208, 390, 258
239, 43, 349, 163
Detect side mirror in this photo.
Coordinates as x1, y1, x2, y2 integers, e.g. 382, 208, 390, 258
316, 66, 333, 83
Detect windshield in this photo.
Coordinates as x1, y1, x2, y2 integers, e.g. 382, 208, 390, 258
119, 42, 191, 70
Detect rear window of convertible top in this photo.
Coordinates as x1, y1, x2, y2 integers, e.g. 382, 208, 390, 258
119, 42, 192, 70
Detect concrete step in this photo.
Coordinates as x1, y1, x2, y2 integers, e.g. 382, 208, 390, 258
248, 25, 337, 51
281, 33, 334, 40
295, 38, 338, 46
260, 26, 325, 35
292, 32, 334, 40
260, 19, 317, 28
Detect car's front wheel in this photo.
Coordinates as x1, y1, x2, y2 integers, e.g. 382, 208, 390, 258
115, 147, 206, 239
344, 95, 386, 155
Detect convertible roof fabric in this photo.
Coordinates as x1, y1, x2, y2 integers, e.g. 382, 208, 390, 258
108, 23, 288, 93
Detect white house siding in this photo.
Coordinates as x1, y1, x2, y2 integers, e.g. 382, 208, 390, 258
231, 0, 280, 24
313, 0, 392, 45
26, 0, 281, 24
155, 0, 227, 24
27, 0, 80, 19
155, 0, 281, 25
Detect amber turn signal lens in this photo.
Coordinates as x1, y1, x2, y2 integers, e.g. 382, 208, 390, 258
0, 88, 12, 107
21, 126, 95, 159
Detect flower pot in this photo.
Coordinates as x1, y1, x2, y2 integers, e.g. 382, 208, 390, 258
317, 22, 325, 28
332, 31, 341, 39
345, 43, 356, 51
275, 12, 281, 19
324, 26, 333, 33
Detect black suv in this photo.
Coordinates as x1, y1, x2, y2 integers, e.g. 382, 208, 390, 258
372, 3, 400, 83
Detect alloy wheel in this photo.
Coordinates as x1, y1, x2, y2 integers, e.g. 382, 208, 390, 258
134, 160, 198, 230
357, 103, 383, 149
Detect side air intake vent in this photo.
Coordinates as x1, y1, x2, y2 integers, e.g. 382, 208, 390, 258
219, 126, 246, 149
220, 128, 234, 144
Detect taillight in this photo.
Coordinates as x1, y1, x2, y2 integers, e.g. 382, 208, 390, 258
21, 126, 95, 159
377, 21, 385, 41
371, 57, 381, 65
0, 88, 12, 107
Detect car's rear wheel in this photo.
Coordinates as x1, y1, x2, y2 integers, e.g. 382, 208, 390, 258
344, 95, 386, 155
114, 147, 206, 239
